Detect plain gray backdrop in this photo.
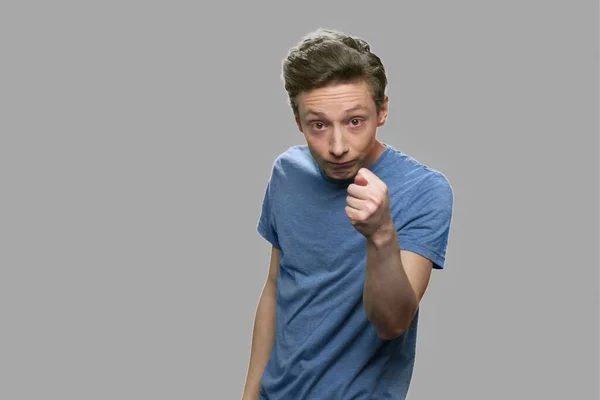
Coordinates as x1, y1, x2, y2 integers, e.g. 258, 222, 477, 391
1, 1, 598, 399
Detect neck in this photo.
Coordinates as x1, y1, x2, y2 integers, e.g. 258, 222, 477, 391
365, 140, 386, 168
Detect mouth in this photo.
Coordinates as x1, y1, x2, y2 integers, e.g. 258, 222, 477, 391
328, 160, 355, 169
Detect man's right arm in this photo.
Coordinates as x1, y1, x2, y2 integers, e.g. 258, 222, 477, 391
242, 246, 280, 400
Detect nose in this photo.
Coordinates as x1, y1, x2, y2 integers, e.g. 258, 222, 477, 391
329, 126, 348, 157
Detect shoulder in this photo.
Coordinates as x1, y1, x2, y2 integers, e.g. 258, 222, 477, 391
273, 144, 312, 168
407, 166, 453, 216
416, 169, 453, 207
270, 145, 318, 182
383, 147, 453, 208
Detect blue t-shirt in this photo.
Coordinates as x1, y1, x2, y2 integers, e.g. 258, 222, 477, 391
257, 143, 453, 399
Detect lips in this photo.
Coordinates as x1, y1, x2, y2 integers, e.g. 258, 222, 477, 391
330, 160, 355, 168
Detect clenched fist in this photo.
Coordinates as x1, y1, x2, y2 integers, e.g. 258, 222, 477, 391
345, 168, 394, 239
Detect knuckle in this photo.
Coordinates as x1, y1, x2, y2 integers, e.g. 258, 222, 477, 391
366, 202, 376, 213
369, 196, 382, 208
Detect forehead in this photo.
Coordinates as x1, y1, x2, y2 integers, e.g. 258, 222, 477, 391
297, 80, 374, 117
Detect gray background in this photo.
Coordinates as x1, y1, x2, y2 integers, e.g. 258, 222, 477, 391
1, 1, 597, 399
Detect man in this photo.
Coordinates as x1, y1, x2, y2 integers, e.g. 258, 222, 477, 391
242, 28, 454, 400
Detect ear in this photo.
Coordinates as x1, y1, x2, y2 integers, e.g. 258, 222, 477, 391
377, 96, 389, 127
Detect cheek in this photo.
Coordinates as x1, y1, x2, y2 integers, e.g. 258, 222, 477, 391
304, 136, 327, 157
348, 130, 375, 149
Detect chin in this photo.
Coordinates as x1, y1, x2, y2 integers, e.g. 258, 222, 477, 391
326, 167, 357, 180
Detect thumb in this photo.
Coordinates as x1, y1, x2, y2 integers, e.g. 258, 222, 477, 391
354, 172, 369, 186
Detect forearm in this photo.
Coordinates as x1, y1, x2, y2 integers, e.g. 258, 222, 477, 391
363, 221, 418, 340
242, 281, 277, 399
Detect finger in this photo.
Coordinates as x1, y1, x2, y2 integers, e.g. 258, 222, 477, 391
346, 205, 369, 223
357, 167, 377, 181
357, 168, 385, 190
345, 206, 361, 224
346, 195, 365, 210
354, 173, 369, 187
347, 183, 370, 200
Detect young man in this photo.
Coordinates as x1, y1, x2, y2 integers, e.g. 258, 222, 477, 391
243, 28, 454, 400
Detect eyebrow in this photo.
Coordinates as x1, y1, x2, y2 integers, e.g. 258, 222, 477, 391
303, 105, 368, 119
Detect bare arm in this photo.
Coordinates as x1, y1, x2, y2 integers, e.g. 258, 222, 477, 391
363, 221, 432, 340
345, 168, 434, 341
242, 246, 280, 400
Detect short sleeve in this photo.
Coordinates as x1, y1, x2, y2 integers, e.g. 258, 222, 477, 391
397, 173, 454, 269
257, 175, 280, 249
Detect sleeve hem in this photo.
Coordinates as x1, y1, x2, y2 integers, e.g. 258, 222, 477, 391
399, 241, 445, 270
257, 221, 280, 249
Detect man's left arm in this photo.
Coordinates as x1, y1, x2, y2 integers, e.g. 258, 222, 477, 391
345, 168, 453, 340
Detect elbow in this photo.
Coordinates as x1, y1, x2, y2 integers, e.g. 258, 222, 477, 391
371, 307, 417, 341
371, 315, 411, 340
366, 298, 418, 341
376, 325, 408, 341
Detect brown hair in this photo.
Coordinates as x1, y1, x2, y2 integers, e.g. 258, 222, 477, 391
282, 28, 388, 117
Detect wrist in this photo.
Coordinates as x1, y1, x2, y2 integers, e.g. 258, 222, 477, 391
366, 218, 397, 249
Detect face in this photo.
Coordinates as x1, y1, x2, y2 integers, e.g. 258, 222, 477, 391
295, 80, 389, 182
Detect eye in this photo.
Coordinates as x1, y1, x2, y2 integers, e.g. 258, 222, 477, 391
350, 118, 364, 126
311, 121, 326, 130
